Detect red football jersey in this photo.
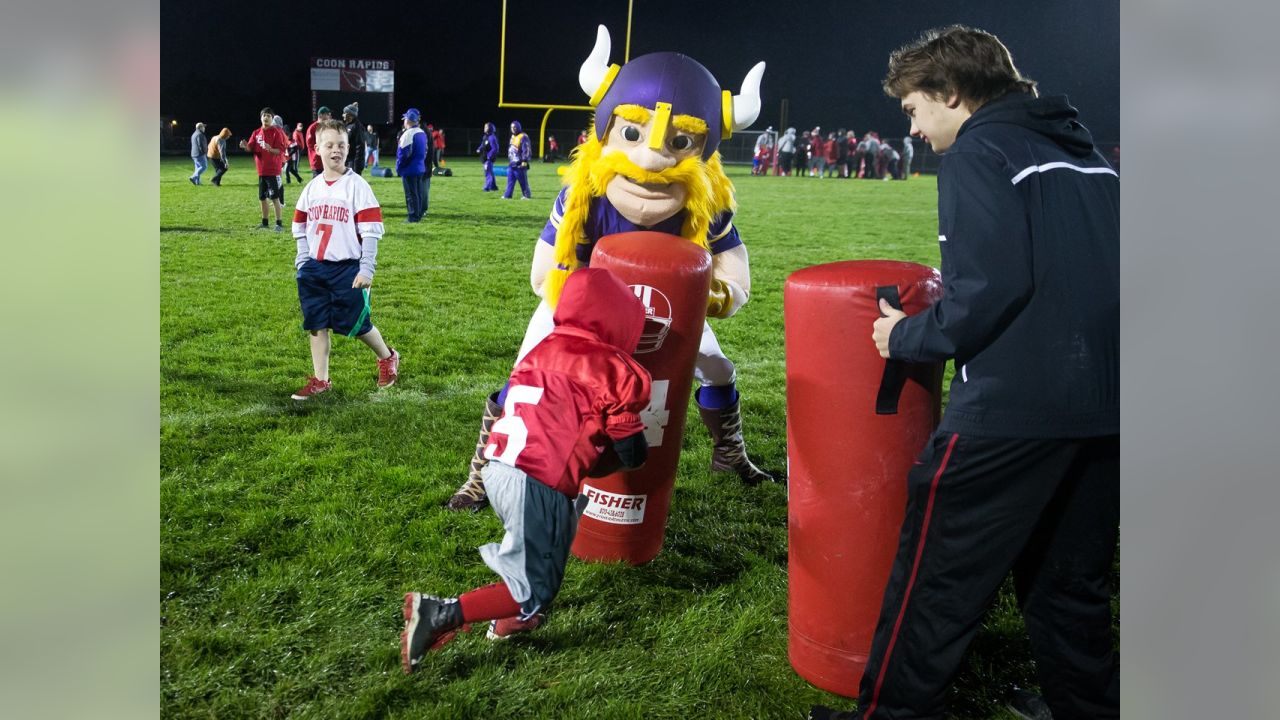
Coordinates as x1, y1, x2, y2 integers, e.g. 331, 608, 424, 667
245, 126, 289, 176
484, 269, 650, 497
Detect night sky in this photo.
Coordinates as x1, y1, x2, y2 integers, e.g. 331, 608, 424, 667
162, 0, 1119, 143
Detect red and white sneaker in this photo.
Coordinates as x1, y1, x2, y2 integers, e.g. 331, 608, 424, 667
486, 612, 546, 640
377, 349, 400, 388
290, 376, 331, 400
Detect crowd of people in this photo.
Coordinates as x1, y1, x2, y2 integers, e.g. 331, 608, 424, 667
752, 126, 914, 180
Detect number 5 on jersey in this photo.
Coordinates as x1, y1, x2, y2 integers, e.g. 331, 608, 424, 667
483, 385, 545, 465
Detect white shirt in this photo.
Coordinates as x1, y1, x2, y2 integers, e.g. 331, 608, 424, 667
292, 169, 384, 264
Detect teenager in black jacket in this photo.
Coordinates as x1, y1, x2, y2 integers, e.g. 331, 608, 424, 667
813, 25, 1119, 720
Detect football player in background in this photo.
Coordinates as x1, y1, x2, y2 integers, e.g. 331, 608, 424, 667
238, 107, 289, 231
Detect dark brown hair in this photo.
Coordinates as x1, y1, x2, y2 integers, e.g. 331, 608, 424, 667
883, 25, 1037, 108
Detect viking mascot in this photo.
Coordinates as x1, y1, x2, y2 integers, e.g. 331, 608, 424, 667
449, 26, 772, 511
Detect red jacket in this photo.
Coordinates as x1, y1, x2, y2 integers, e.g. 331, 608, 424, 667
484, 268, 651, 497
305, 121, 323, 171
808, 136, 826, 161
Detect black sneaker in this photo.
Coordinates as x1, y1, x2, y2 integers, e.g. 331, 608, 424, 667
274, 222, 285, 233
1008, 689, 1053, 720
401, 592, 466, 674
808, 706, 857, 720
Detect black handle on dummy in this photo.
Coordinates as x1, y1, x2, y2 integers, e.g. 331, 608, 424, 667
875, 285, 907, 415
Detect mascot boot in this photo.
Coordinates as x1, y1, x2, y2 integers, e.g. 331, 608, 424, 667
447, 392, 502, 511
697, 396, 774, 485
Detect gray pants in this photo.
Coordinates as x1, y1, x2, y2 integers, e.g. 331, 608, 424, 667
478, 462, 581, 618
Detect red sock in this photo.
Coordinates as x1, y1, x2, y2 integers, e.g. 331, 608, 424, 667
459, 582, 522, 623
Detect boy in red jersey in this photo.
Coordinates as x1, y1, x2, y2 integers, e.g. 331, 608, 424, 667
238, 107, 290, 231
288, 119, 400, 400
401, 267, 651, 673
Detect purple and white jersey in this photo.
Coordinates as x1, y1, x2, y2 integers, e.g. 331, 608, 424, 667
538, 186, 742, 265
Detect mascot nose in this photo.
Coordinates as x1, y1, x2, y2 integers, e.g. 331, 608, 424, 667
630, 145, 676, 173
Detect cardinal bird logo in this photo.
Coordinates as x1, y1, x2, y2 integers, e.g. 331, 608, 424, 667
340, 70, 366, 91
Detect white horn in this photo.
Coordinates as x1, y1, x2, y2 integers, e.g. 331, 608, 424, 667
578, 25, 613, 97
731, 61, 766, 131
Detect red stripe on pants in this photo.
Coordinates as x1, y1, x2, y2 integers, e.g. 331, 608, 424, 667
864, 432, 959, 719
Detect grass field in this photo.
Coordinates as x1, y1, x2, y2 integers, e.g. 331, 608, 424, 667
160, 156, 1109, 719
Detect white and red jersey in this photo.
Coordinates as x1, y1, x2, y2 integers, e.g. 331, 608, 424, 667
292, 170, 384, 262
483, 268, 651, 498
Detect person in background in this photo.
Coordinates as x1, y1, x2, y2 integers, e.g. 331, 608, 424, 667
189, 122, 208, 186
810, 24, 1119, 720
835, 128, 850, 177
862, 131, 882, 178
808, 127, 825, 178
343, 103, 366, 175
501, 120, 531, 200
366, 124, 379, 169
543, 134, 561, 162
775, 127, 796, 176
206, 127, 232, 187
476, 122, 499, 192
900, 134, 914, 179
305, 106, 333, 177
238, 106, 290, 231
878, 140, 900, 180
431, 125, 446, 167
824, 132, 840, 177
842, 130, 859, 178
285, 121, 304, 184
794, 130, 810, 176
752, 127, 774, 176
396, 107, 429, 222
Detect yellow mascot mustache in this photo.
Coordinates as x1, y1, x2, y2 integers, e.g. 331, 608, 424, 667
543, 135, 735, 308
584, 151, 710, 199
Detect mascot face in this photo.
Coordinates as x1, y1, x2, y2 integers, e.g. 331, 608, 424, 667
598, 106, 706, 227
538, 25, 765, 308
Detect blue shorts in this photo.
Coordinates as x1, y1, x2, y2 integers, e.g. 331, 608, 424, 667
296, 258, 373, 336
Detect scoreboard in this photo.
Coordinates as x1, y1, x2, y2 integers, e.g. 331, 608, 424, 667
310, 57, 395, 124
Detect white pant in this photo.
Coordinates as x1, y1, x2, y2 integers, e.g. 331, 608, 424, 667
514, 299, 736, 387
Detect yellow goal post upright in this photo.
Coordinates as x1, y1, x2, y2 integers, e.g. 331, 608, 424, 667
498, 0, 635, 159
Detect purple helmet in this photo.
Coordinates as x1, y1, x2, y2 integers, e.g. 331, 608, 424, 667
578, 25, 764, 161
595, 53, 724, 159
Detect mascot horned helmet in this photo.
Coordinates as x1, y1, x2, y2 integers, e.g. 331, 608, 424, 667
577, 25, 764, 160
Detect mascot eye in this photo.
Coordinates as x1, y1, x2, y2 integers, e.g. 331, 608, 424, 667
621, 126, 642, 142
670, 135, 695, 152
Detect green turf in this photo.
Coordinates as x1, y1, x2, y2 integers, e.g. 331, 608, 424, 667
161, 157, 1111, 718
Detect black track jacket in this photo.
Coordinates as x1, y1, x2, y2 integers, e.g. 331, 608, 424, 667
888, 93, 1119, 438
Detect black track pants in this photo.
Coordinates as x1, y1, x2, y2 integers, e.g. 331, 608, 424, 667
854, 433, 1119, 720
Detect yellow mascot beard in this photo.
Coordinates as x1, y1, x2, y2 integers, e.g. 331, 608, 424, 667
543, 126, 737, 308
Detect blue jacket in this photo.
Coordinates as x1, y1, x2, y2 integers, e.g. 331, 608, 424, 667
477, 126, 499, 162
888, 93, 1119, 438
395, 126, 428, 177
